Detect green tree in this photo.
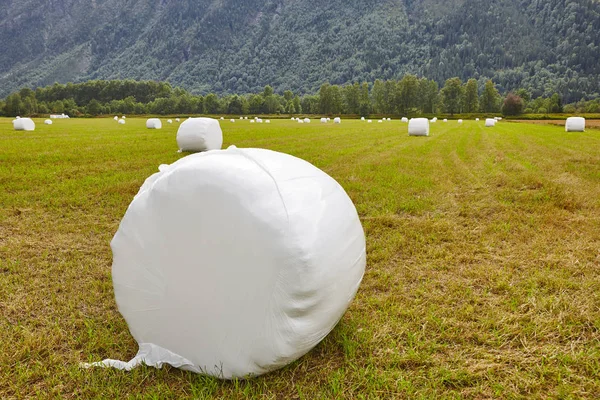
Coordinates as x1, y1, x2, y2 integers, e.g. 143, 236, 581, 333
501, 93, 524, 116
358, 82, 371, 117
463, 79, 479, 113
204, 93, 221, 114
480, 80, 501, 113
372, 79, 385, 114
87, 99, 102, 115
441, 77, 464, 115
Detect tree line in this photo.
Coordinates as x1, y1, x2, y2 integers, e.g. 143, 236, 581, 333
1, 77, 599, 118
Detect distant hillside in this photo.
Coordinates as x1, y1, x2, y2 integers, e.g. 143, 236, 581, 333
0, 0, 599, 101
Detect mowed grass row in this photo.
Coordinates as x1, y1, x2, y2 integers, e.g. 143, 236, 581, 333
1, 118, 599, 399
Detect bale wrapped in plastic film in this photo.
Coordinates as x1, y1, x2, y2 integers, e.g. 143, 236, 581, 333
13, 118, 35, 131
176, 118, 223, 152
146, 118, 162, 129
118, 119, 126, 125
565, 117, 585, 132
320, 118, 327, 123
44, 119, 53, 125
334, 117, 341, 124
485, 119, 496, 127
408, 118, 429, 136
83, 146, 366, 379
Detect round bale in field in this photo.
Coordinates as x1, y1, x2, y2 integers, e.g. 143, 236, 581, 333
146, 118, 162, 129
565, 117, 585, 132
14, 118, 36, 131
176, 118, 181, 122
176, 118, 223, 153
457, 119, 463, 124
368, 120, 372, 123
44, 119, 53, 125
334, 117, 341, 124
401, 117, 409, 123
265, 120, 271, 124
361, 117, 365, 121
408, 118, 429, 136
101, 146, 366, 379
443, 119, 448, 122
485, 118, 496, 127
114, 116, 119, 121
320, 118, 327, 123
118, 119, 126, 125
250, 120, 255, 123
298, 119, 304, 124
168, 120, 173, 124
304, 118, 311, 124
230, 119, 235, 123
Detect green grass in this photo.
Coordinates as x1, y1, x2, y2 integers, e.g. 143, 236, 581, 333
1, 118, 600, 399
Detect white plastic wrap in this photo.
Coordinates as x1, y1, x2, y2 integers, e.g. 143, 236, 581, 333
146, 119, 162, 129
565, 117, 585, 132
485, 118, 496, 127
168, 119, 173, 124
44, 119, 53, 125
320, 118, 327, 123
408, 118, 429, 136
114, 116, 119, 121
176, 118, 223, 152
303, 118, 311, 123
334, 117, 341, 124
118, 119, 126, 125
13, 118, 35, 131
85, 146, 366, 379
457, 119, 463, 124
401, 117, 409, 123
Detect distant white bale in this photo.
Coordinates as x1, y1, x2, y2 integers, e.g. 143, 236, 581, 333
475, 118, 480, 121
118, 119, 126, 125
361, 117, 365, 121
565, 117, 585, 132
378, 120, 383, 123
255, 117, 259, 120
320, 118, 328, 123
230, 119, 235, 123
334, 117, 341, 124
304, 118, 311, 123
431, 117, 438, 122
408, 118, 429, 137
250, 120, 255, 124
265, 120, 271, 124
387, 118, 391, 121
443, 119, 448, 122
16, 116, 21, 119
368, 120, 372, 123
327, 118, 331, 121
401, 117, 409, 123
257, 119, 263, 123
498, 117, 503, 121
241, 117, 244, 120
220, 117, 224, 120
485, 119, 496, 127
291, 117, 295, 120
244, 117, 248, 120
44, 119, 53, 125
176, 118, 223, 152
494, 117, 499, 121
168, 119, 173, 124
14, 118, 35, 131
122, 116, 126, 119
114, 116, 119, 121
146, 118, 162, 129
176, 118, 181, 122
298, 119, 304, 124
457, 119, 463, 124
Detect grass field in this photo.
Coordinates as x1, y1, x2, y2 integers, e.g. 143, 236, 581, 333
1, 118, 600, 399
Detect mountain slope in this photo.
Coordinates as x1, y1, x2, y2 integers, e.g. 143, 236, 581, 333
0, 0, 599, 101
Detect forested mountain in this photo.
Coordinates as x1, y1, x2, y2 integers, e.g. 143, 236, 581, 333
1, 0, 599, 102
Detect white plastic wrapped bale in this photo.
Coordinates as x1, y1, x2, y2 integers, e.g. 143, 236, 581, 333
122, 116, 126, 119
378, 120, 383, 123
14, 118, 36, 131
176, 118, 181, 122
220, 117, 224, 120
146, 119, 162, 129
387, 118, 391, 121
114, 116, 119, 121
476, 118, 480, 121
303, 118, 311, 123
401, 117, 409, 123
485, 119, 496, 127
368, 120, 372, 123
176, 118, 223, 152
168, 120, 173, 124
361, 117, 365, 121
565, 117, 585, 132
265, 120, 271, 124
257, 119, 263, 123
230, 119, 235, 123
118, 119, 126, 125
250, 120, 255, 124
327, 118, 330, 121
457, 119, 463, 124
291, 117, 295, 120
498, 117, 503, 121
44, 119, 53, 125
84, 146, 366, 379
443, 119, 448, 122
408, 118, 429, 136
298, 119, 304, 124
334, 117, 341, 124
320, 118, 327, 123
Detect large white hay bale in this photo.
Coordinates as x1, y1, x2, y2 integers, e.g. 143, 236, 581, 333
14, 118, 36, 131
475, 118, 480, 121
361, 117, 365, 121
257, 119, 263, 124
443, 119, 448, 122
244, 117, 248, 120
387, 118, 391, 121
168, 119, 173, 124
298, 119, 304, 124
327, 118, 331, 121
320, 118, 327, 123
85, 146, 365, 379
44, 119, 53, 125
230, 119, 235, 123
146, 118, 162, 129
408, 118, 429, 136
220, 117, 224, 120
334, 117, 341, 124
122, 116, 126, 119
565, 117, 585, 132
485, 119, 496, 127
457, 119, 463, 124
114, 116, 119, 121
401, 117, 408, 123
290, 117, 295, 120
367, 120, 372, 123
176, 118, 223, 152
304, 118, 311, 124
378, 120, 383, 123
118, 119, 126, 125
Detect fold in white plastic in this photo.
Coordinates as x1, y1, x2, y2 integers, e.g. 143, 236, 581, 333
176, 117, 223, 152
87, 146, 366, 379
